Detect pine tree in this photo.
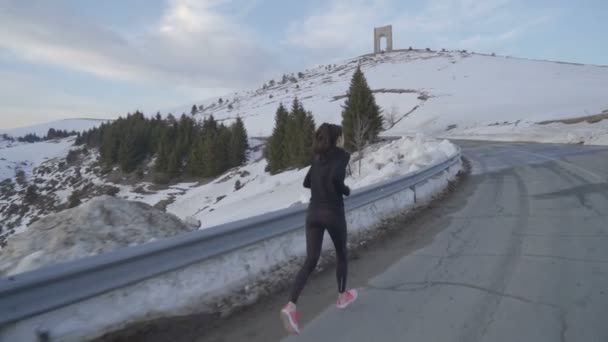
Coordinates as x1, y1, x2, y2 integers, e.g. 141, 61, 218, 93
118, 114, 148, 173
166, 147, 181, 177
201, 133, 217, 178
298, 111, 315, 167
191, 105, 198, 116
264, 103, 289, 174
229, 117, 249, 167
215, 124, 231, 174
287, 97, 310, 166
341, 66, 383, 151
100, 125, 119, 166
155, 129, 171, 172
186, 135, 206, 177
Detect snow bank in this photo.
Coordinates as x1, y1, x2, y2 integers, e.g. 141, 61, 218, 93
349, 134, 458, 188
0, 196, 194, 276
442, 119, 608, 145
169, 136, 458, 229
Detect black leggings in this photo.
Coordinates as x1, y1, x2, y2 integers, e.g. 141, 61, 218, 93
289, 207, 348, 303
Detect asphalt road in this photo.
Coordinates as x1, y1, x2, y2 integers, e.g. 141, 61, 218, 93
285, 141, 608, 342
101, 140, 608, 342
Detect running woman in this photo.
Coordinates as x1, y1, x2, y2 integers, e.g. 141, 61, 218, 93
280, 123, 358, 334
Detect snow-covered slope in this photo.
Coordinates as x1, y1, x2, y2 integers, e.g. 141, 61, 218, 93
177, 50, 608, 144
0, 118, 108, 138
0, 134, 459, 270
169, 135, 457, 229
0, 138, 76, 181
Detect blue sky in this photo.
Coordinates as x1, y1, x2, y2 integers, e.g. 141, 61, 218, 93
1, 0, 607, 129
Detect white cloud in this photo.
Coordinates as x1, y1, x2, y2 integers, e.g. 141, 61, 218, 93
283, 0, 554, 58
283, 0, 392, 56
0, 0, 274, 89
0, 70, 117, 129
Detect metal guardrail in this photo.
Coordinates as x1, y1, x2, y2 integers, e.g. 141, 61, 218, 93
0, 152, 461, 326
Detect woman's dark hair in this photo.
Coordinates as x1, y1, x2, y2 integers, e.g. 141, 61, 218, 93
313, 123, 343, 156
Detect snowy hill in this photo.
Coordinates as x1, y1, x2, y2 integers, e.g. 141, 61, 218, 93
0, 119, 109, 181
0, 118, 108, 138
0, 135, 457, 276
0, 138, 76, 181
3, 50, 607, 263
178, 50, 608, 144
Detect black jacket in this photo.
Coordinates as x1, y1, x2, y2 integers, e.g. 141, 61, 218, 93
304, 147, 351, 209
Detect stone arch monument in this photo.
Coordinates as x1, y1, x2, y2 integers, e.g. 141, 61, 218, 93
374, 25, 393, 53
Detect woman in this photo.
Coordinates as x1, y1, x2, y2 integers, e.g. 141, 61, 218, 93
280, 123, 358, 334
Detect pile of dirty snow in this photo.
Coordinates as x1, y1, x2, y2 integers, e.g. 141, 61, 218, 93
0, 196, 195, 276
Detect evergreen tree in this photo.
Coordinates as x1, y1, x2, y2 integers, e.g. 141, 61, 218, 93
166, 147, 181, 177
215, 124, 231, 174
118, 113, 148, 173
155, 129, 171, 172
166, 113, 177, 126
191, 105, 198, 116
264, 103, 289, 174
341, 66, 383, 151
100, 125, 119, 166
265, 99, 315, 173
298, 111, 316, 167
229, 117, 248, 167
285, 97, 305, 166
186, 136, 205, 176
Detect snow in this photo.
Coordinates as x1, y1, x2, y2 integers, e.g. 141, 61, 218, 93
0, 196, 194, 276
0, 154, 462, 342
441, 119, 608, 145
0, 118, 108, 138
168, 135, 458, 229
0, 137, 75, 181
172, 51, 608, 144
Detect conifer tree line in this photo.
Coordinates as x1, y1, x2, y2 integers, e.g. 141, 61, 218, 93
264, 66, 383, 175
11, 128, 79, 143
264, 98, 316, 174
76, 111, 248, 182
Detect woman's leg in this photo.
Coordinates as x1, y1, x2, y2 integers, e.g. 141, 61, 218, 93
327, 212, 348, 293
289, 218, 324, 303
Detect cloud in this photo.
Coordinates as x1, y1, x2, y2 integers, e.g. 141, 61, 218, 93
283, 0, 554, 58
0, 70, 117, 129
283, 0, 393, 57
0, 0, 274, 89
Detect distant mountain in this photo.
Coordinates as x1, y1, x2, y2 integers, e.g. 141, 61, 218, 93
1, 118, 109, 138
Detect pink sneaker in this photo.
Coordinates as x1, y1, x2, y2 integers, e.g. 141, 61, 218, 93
280, 302, 300, 334
337, 289, 358, 309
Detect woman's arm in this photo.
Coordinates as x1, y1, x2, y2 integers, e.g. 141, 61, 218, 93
334, 153, 351, 196
303, 166, 312, 189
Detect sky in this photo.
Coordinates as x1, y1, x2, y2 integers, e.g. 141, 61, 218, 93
1, 0, 607, 129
